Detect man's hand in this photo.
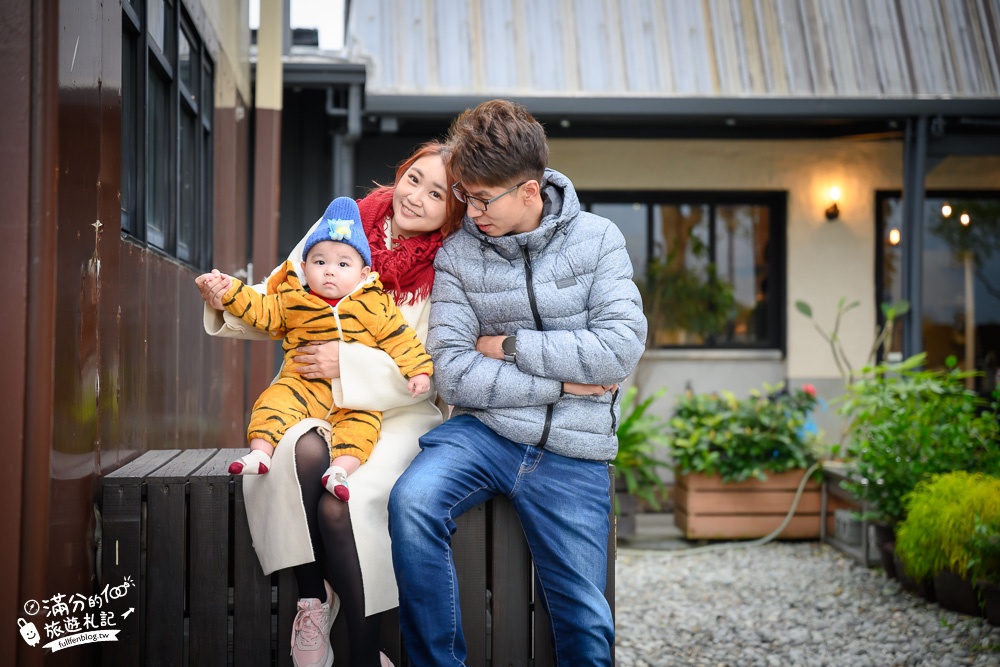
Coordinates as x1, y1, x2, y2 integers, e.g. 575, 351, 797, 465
195, 269, 232, 311
408, 374, 430, 397
294, 341, 341, 379
475, 335, 506, 360
562, 382, 619, 397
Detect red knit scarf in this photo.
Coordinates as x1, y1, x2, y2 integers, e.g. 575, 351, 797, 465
357, 188, 442, 306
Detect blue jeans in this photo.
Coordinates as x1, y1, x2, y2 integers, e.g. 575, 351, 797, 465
388, 415, 614, 666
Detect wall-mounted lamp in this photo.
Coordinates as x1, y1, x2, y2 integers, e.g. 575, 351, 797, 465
942, 203, 953, 217
888, 228, 901, 245
961, 212, 971, 226
825, 187, 841, 221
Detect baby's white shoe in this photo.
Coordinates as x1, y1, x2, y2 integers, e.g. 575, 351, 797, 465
321, 465, 350, 501
229, 449, 272, 475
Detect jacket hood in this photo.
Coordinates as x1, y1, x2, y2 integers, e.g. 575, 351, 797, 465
460, 168, 580, 260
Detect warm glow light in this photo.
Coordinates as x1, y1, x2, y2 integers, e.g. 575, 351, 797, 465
961, 213, 971, 226
942, 203, 953, 217
829, 186, 841, 202
889, 228, 901, 245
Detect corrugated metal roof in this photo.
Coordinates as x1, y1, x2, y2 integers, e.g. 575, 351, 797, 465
345, 0, 1000, 99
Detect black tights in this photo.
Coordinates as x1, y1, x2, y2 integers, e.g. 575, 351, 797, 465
293, 430, 382, 667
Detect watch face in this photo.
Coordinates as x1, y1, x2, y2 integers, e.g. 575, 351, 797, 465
502, 336, 516, 355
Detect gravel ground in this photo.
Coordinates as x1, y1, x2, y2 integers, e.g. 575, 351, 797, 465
615, 542, 1000, 667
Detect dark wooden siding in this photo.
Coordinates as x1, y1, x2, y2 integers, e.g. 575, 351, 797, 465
8, 4, 252, 665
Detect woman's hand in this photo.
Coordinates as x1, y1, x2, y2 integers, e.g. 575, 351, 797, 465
195, 269, 232, 311
562, 382, 618, 397
294, 341, 341, 379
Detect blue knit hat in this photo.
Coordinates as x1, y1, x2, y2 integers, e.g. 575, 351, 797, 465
302, 197, 372, 267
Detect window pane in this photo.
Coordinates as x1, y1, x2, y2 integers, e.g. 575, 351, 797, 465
121, 30, 137, 233
178, 28, 195, 103
146, 70, 170, 249
147, 0, 174, 58
881, 195, 1000, 393
880, 197, 905, 356
202, 62, 214, 126
202, 125, 214, 268
591, 203, 647, 279
649, 204, 721, 346
714, 204, 771, 344
925, 197, 1000, 385
178, 109, 197, 261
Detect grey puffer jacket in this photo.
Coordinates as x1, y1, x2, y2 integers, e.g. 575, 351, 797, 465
426, 169, 647, 461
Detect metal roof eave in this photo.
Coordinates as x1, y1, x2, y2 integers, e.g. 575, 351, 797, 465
282, 61, 366, 87
362, 94, 1000, 120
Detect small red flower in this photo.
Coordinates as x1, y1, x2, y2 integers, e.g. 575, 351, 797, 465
802, 384, 817, 397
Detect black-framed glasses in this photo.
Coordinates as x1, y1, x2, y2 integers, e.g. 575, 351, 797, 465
451, 181, 526, 212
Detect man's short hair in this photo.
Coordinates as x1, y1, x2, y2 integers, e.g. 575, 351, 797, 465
447, 99, 548, 187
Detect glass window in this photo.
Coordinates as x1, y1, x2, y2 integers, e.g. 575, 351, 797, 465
146, 0, 174, 57
121, 30, 137, 233
581, 193, 784, 350
878, 192, 1000, 393
123, 0, 213, 268
178, 108, 197, 261
145, 70, 170, 249
591, 203, 648, 278
178, 26, 195, 103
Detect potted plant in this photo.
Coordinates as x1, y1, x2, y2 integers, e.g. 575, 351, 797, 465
667, 382, 824, 539
895, 471, 1000, 613
838, 354, 1000, 574
968, 516, 1000, 625
613, 386, 671, 538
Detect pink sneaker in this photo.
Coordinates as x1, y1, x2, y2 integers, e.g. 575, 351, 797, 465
290, 581, 339, 667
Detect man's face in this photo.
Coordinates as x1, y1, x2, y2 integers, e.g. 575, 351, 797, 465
458, 181, 539, 237
301, 241, 370, 300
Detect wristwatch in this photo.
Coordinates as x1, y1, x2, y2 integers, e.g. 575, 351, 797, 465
501, 335, 517, 363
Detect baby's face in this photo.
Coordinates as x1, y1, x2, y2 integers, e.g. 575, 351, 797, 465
301, 241, 370, 300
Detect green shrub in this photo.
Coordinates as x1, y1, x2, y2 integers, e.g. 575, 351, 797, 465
839, 353, 1000, 524
968, 516, 1000, 585
667, 382, 820, 483
895, 472, 1000, 582
614, 387, 671, 510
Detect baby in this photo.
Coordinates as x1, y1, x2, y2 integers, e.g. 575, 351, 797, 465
197, 196, 431, 499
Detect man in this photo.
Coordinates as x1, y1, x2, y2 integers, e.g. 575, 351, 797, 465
388, 99, 647, 666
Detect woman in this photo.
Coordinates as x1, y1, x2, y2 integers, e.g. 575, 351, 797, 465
198, 142, 463, 667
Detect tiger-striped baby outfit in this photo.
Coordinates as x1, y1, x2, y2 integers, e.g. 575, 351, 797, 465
222, 260, 433, 463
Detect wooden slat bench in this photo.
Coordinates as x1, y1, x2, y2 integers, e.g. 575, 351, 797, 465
100, 448, 615, 666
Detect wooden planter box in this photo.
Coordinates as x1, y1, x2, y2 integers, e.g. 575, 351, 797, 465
674, 469, 828, 540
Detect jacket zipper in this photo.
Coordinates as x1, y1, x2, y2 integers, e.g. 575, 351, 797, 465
521, 245, 553, 448
610, 387, 620, 433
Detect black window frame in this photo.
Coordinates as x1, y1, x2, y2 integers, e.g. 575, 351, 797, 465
579, 190, 787, 351
122, 0, 214, 270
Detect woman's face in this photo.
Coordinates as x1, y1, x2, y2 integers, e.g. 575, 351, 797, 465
392, 154, 450, 238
